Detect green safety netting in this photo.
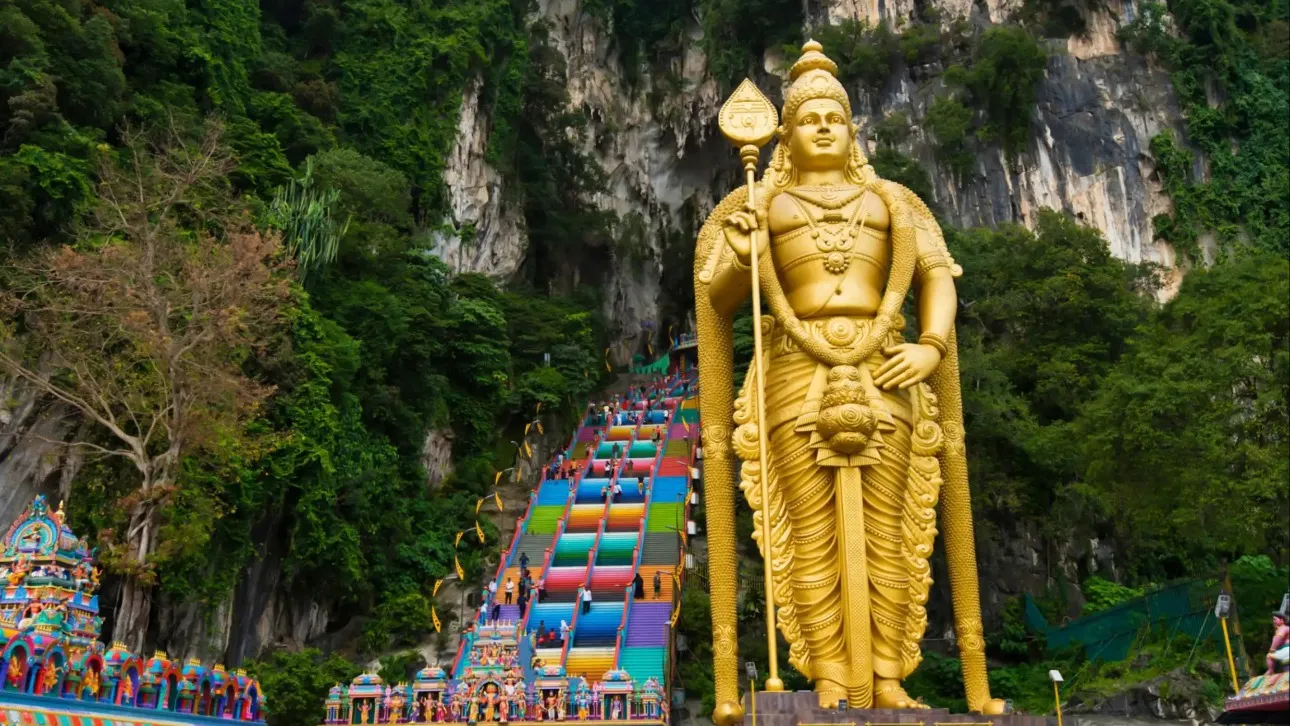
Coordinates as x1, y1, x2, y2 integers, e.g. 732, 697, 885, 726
1026, 577, 1228, 661
631, 356, 670, 375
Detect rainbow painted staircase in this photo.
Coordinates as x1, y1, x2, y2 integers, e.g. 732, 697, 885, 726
452, 374, 699, 694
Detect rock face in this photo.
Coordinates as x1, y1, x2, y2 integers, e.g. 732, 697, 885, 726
0, 371, 82, 526
430, 75, 529, 280
432, 0, 1182, 324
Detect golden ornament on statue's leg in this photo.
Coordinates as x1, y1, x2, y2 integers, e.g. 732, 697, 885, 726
697, 40, 1008, 717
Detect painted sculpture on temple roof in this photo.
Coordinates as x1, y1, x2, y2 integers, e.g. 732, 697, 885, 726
696, 40, 1007, 720
0, 496, 263, 721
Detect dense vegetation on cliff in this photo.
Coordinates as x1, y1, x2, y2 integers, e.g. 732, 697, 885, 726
0, 0, 1286, 723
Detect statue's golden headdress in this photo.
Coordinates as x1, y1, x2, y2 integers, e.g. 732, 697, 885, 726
780, 40, 853, 138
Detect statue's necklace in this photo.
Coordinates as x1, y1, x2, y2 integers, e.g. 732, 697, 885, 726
785, 189, 871, 275
785, 185, 866, 209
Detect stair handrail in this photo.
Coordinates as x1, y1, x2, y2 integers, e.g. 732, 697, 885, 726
493, 489, 538, 586
451, 629, 474, 677
614, 583, 633, 670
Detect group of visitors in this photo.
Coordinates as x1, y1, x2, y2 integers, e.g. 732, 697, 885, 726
533, 618, 569, 648
482, 553, 546, 625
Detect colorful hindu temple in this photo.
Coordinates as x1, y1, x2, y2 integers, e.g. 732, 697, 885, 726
322, 363, 696, 724
0, 495, 264, 726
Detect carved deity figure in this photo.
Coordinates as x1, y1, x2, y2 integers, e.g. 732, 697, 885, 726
40, 664, 58, 694
696, 41, 1007, 717
82, 668, 100, 698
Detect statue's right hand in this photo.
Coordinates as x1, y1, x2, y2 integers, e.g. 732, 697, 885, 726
723, 202, 767, 265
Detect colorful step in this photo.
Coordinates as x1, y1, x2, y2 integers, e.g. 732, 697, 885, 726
624, 603, 670, 647
618, 647, 666, 683
595, 532, 636, 566
640, 533, 681, 566
645, 503, 685, 532
565, 503, 605, 533
526, 505, 566, 535
565, 647, 617, 683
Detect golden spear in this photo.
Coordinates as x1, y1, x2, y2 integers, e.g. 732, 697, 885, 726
717, 79, 783, 693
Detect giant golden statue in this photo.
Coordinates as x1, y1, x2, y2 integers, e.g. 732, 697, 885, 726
695, 41, 1006, 721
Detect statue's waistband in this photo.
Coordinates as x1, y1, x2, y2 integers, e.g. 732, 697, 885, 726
767, 314, 906, 357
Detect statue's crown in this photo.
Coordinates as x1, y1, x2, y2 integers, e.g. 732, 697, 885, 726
781, 40, 852, 132
789, 40, 839, 81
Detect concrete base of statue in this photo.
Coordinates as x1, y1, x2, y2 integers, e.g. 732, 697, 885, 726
742, 691, 1054, 726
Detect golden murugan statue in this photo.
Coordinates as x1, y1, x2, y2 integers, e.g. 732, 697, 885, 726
695, 41, 1006, 721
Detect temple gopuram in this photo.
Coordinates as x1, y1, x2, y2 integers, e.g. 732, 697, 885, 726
0, 495, 264, 726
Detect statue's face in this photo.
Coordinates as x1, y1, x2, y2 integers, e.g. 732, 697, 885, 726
788, 98, 851, 171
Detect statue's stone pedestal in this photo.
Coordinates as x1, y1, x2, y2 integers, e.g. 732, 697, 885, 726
741, 692, 1053, 726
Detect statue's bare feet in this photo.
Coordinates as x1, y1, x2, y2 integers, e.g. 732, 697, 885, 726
874, 679, 929, 709
978, 698, 1009, 715
816, 680, 846, 709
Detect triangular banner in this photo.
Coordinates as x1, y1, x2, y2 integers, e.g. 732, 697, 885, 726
454, 554, 465, 581
433, 579, 443, 598
475, 520, 485, 544
454, 531, 464, 547
432, 606, 441, 633
494, 491, 503, 511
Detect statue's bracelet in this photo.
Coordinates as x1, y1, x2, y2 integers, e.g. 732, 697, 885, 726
918, 332, 948, 357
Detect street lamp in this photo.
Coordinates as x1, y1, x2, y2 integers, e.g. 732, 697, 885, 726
1215, 590, 1241, 694
1049, 670, 1064, 726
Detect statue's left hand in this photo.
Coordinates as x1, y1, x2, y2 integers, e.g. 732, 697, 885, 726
875, 343, 942, 390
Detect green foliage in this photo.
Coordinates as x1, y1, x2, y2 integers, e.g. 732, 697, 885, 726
1121, 0, 1289, 257
268, 159, 351, 286
308, 148, 411, 227
246, 649, 360, 726
1230, 555, 1290, 654
944, 26, 1048, 152
1078, 252, 1289, 574
925, 96, 975, 178
1082, 576, 1146, 615
869, 147, 936, 207
674, 583, 716, 714
362, 592, 434, 655
583, 0, 691, 83
815, 20, 898, 94
951, 210, 1156, 523
699, 0, 802, 91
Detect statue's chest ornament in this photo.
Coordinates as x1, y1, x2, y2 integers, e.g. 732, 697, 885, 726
785, 187, 872, 275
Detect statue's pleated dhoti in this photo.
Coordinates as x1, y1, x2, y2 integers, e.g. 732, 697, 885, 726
747, 317, 922, 704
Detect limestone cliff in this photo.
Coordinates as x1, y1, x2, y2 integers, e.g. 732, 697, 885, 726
433, 0, 1184, 348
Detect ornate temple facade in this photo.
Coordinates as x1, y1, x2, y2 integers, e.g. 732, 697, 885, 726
0, 495, 264, 725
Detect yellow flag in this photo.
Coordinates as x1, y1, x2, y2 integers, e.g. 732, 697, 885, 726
475, 519, 485, 544
668, 325, 674, 348
476, 498, 484, 515
494, 471, 502, 487
523, 440, 532, 458
536, 402, 543, 414
494, 491, 503, 511
604, 348, 611, 372
454, 554, 465, 580
454, 531, 464, 547
432, 606, 442, 633
536, 422, 544, 435
433, 579, 443, 598
648, 342, 653, 356
524, 423, 532, 436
